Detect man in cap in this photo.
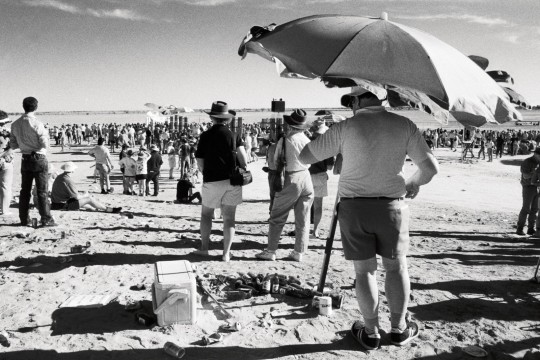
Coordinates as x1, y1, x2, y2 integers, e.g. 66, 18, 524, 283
146, 144, 163, 196
299, 88, 439, 350
516, 147, 540, 235
256, 109, 314, 262
51, 162, 121, 213
194, 101, 248, 262
8, 97, 58, 226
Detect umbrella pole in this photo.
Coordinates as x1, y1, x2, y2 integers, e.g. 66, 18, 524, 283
317, 195, 340, 293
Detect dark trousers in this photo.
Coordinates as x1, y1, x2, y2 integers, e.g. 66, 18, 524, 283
145, 171, 160, 195
19, 155, 52, 224
518, 185, 538, 230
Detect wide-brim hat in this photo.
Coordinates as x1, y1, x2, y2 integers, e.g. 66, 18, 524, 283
284, 109, 311, 130
60, 162, 77, 172
150, 144, 159, 151
204, 101, 234, 119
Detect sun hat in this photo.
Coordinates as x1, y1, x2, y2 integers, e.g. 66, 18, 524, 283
60, 162, 77, 173
284, 109, 312, 130
150, 144, 159, 151
204, 101, 234, 119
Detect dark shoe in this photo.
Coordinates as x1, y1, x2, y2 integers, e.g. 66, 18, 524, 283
527, 228, 536, 236
350, 322, 380, 351
41, 219, 59, 227
391, 321, 420, 346
101, 190, 107, 194
107, 188, 114, 194
20, 217, 31, 226
112, 207, 122, 213
516, 228, 526, 236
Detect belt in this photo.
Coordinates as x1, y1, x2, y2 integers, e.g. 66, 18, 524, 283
22, 153, 46, 159
341, 196, 404, 201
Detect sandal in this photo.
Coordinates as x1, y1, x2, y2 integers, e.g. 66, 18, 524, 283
350, 321, 380, 351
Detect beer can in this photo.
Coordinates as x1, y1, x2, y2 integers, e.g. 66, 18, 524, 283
319, 296, 332, 316
31, 218, 38, 228
163, 341, 185, 359
70, 245, 84, 254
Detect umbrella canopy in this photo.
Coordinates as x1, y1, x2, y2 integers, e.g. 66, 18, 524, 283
239, 14, 522, 126
502, 87, 529, 108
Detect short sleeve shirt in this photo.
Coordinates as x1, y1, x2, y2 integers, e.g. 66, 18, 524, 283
301, 107, 432, 198
195, 124, 243, 183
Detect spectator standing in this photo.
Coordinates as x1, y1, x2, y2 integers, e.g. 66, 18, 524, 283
194, 101, 248, 262
8, 97, 57, 226
88, 137, 115, 194
0, 112, 14, 215
299, 89, 438, 351
516, 148, 540, 236
146, 144, 163, 196
256, 109, 314, 262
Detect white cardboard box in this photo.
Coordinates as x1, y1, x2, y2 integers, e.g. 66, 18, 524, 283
152, 260, 197, 326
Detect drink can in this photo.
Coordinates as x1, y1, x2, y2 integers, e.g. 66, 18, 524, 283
31, 218, 38, 228
70, 245, 84, 254
319, 296, 332, 316
61, 231, 66, 239
163, 341, 186, 359
331, 294, 344, 309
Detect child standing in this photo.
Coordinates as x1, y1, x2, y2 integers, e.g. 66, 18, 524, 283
135, 147, 150, 196
119, 149, 137, 195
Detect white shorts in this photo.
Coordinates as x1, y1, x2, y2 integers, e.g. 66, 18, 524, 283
202, 179, 242, 208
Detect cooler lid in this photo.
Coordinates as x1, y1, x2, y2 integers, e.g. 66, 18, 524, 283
155, 260, 194, 284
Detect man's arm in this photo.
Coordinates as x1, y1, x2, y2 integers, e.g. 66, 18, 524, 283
236, 146, 248, 168
404, 153, 439, 199
9, 130, 19, 151
196, 158, 204, 172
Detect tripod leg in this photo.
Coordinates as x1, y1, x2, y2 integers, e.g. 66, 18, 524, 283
317, 196, 340, 293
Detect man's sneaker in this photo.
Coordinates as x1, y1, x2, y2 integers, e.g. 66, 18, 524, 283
350, 322, 380, 351
112, 207, 122, 213
527, 228, 537, 236
41, 218, 59, 227
101, 190, 108, 194
255, 250, 276, 261
192, 249, 210, 257
391, 321, 420, 346
516, 228, 526, 236
285, 250, 303, 262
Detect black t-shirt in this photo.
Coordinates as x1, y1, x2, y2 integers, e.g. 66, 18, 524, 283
195, 124, 243, 182
177, 180, 194, 200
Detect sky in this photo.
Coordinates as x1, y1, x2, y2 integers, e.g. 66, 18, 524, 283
0, 0, 539, 112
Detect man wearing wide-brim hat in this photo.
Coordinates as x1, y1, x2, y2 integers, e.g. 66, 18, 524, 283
51, 162, 121, 213
299, 88, 439, 350
256, 109, 314, 263
194, 101, 248, 262
145, 144, 163, 196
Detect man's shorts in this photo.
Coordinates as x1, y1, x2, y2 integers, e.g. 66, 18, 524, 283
201, 179, 242, 208
135, 174, 147, 181
339, 198, 409, 260
96, 163, 110, 175
311, 172, 328, 198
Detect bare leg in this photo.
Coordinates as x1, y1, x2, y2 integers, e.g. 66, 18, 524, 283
221, 205, 237, 259
312, 196, 323, 237
199, 205, 214, 251
353, 257, 380, 334
382, 256, 410, 331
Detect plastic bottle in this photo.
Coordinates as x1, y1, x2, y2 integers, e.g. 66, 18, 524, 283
163, 341, 185, 358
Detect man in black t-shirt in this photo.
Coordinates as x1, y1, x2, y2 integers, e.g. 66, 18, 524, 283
193, 101, 248, 262
176, 173, 201, 204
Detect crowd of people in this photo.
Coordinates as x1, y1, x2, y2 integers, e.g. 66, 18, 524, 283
1, 95, 538, 352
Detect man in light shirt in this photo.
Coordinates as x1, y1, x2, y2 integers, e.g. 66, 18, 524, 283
88, 137, 114, 194
299, 89, 439, 351
8, 97, 57, 227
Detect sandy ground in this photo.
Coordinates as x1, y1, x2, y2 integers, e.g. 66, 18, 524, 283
1, 143, 540, 360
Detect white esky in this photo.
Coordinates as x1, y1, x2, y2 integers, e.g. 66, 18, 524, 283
0, 0, 538, 112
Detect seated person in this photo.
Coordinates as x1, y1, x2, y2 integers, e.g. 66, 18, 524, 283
51, 162, 121, 213
176, 173, 201, 204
